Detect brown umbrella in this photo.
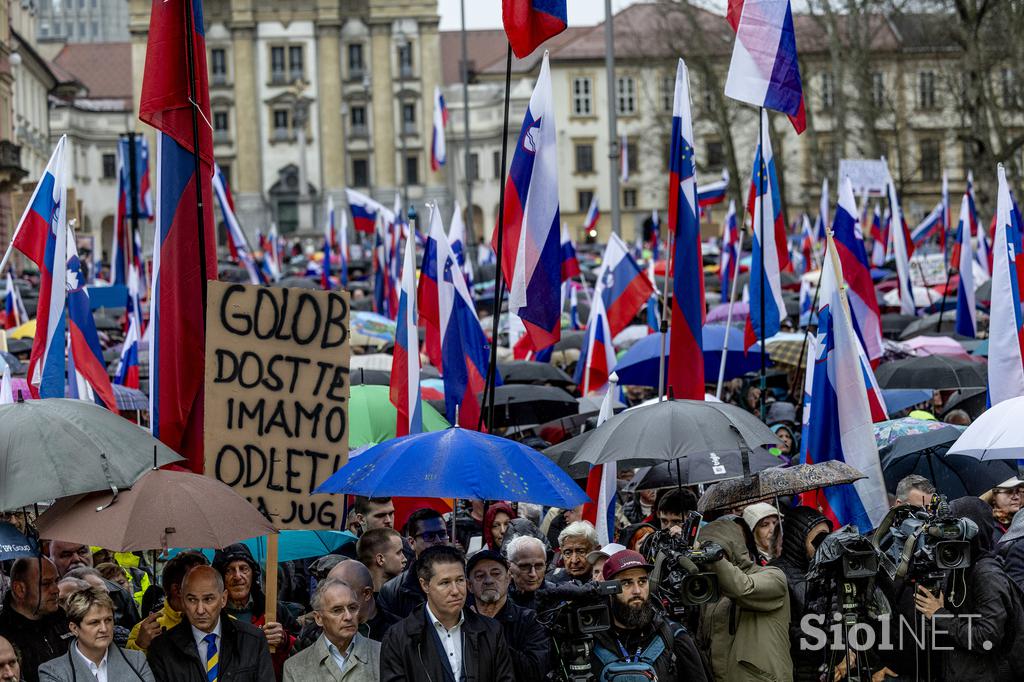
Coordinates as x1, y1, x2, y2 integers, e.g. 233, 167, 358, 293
35, 469, 277, 551
696, 461, 867, 513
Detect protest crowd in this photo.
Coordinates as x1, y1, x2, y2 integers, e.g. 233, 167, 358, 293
3, 0, 1024, 681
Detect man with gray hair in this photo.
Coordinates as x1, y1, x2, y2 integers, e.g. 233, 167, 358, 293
895, 474, 936, 508
551, 520, 600, 584
507, 535, 552, 610
284, 578, 380, 682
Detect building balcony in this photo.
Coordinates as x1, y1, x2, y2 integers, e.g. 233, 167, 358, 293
0, 141, 26, 189
213, 130, 232, 145
350, 124, 369, 139
211, 72, 230, 87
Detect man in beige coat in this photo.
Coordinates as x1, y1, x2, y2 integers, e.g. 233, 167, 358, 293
284, 578, 380, 682
697, 516, 793, 682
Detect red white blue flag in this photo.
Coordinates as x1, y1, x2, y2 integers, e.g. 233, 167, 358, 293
502, 0, 567, 59
832, 178, 883, 363
697, 169, 729, 209
431, 86, 448, 172
322, 195, 336, 290
594, 233, 654, 338
338, 205, 349, 287
987, 165, 1024, 406
582, 384, 618, 545
140, 0, 217, 472
582, 195, 600, 234
112, 136, 153, 286
744, 109, 789, 350
421, 205, 493, 428
801, 234, 888, 531
799, 213, 815, 273
448, 202, 473, 289
560, 224, 580, 281
720, 200, 740, 302
815, 178, 829, 242
345, 188, 382, 235
574, 289, 616, 395
494, 53, 561, 354
666, 59, 705, 400
952, 191, 976, 339
12, 136, 69, 399
909, 201, 945, 248
390, 229, 423, 437
66, 230, 117, 411
212, 163, 260, 285
870, 204, 886, 268
3, 272, 27, 330
725, 0, 806, 134
115, 312, 141, 390
885, 169, 915, 316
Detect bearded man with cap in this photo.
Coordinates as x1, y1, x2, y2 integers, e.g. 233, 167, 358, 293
588, 550, 709, 681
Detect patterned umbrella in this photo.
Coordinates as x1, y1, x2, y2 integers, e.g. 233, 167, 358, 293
697, 461, 867, 513
873, 417, 949, 452
765, 334, 807, 368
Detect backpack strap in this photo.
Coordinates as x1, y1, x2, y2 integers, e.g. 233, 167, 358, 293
593, 641, 621, 667
653, 620, 687, 672
637, 634, 667, 665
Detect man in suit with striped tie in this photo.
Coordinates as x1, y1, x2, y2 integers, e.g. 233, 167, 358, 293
147, 566, 273, 682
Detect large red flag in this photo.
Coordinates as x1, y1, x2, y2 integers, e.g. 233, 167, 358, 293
139, 0, 216, 472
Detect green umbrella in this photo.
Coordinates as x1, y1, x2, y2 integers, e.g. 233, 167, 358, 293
349, 385, 449, 447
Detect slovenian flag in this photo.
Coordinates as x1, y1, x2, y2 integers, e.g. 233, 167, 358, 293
720, 199, 740, 301
66, 228, 117, 411
115, 313, 142, 390
725, 0, 806, 134
3, 272, 27, 330
886, 168, 916, 316
212, 163, 260, 285
986, 165, 1024, 406
832, 178, 883, 363
594, 233, 654, 337
582, 194, 600, 233
431, 86, 448, 172
390, 228, 423, 437
345, 187, 382, 235
560, 223, 580, 281
582, 383, 618, 546
574, 289, 616, 395
666, 58, 705, 400
910, 201, 946, 247
952, 191, 976, 339
502, 0, 567, 59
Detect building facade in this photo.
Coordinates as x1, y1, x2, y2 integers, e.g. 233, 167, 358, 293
128, 0, 448, 240
37, 0, 130, 44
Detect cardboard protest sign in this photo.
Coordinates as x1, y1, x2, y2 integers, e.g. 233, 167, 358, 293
204, 281, 350, 529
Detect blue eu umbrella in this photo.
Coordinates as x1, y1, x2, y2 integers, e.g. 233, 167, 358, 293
168, 529, 357, 563
0, 522, 37, 560
314, 428, 589, 508
613, 325, 765, 387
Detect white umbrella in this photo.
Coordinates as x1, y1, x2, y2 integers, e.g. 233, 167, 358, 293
947, 396, 1024, 461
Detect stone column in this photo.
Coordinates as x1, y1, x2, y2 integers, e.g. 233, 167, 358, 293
316, 17, 345, 200
369, 22, 396, 194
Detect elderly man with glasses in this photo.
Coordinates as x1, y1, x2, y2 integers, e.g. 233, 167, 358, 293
550, 521, 600, 585
378, 509, 451, 618
506, 536, 553, 610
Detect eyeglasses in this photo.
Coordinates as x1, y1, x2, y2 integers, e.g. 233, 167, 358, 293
514, 562, 546, 574
416, 530, 449, 542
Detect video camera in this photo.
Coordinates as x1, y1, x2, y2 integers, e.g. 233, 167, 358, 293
643, 511, 724, 617
536, 581, 622, 682
873, 495, 976, 589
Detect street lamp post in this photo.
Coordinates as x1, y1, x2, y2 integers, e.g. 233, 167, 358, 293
291, 79, 311, 230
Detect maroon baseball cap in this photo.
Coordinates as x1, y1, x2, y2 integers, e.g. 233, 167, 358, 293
601, 549, 654, 580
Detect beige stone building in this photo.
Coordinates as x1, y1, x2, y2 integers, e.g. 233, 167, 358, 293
127, 0, 448, 239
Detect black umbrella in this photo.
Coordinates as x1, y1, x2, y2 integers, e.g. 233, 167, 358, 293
350, 368, 390, 386
554, 331, 585, 351
569, 399, 781, 469
630, 447, 786, 489
351, 297, 374, 311
543, 432, 593, 479
498, 361, 575, 387
941, 388, 988, 420
273, 276, 320, 289
875, 355, 987, 390
5, 338, 31, 355
881, 313, 918, 338
898, 313, 959, 340
696, 461, 867, 513
490, 384, 578, 428
881, 435, 1015, 499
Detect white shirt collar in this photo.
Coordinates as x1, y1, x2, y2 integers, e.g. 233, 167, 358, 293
425, 602, 465, 631
73, 642, 108, 675
191, 618, 223, 650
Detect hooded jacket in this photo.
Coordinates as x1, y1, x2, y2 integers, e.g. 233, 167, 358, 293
696, 516, 792, 682
770, 507, 832, 682
483, 503, 516, 551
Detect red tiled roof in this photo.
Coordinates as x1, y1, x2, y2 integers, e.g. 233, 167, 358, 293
52, 42, 133, 100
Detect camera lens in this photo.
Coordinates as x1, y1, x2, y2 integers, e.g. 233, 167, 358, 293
939, 544, 963, 567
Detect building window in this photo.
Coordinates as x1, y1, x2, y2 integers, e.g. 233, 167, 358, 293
288, 45, 304, 82
405, 155, 419, 185
401, 102, 416, 134
1002, 68, 1018, 108
661, 75, 673, 112
273, 109, 290, 140
90, 21, 98, 37
271, 46, 286, 83
871, 72, 885, 109
213, 111, 229, 132
493, 150, 502, 179
211, 48, 227, 84
920, 138, 941, 181
918, 71, 937, 109
626, 141, 638, 175
706, 141, 724, 169
820, 72, 835, 110
348, 43, 365, 77
616, 76, 636, 115
352, 158, 369, 187
575, 143, 594, 173
578, 190, 594, 213
571, 77, 592, 116
350, 105, 367, 135
101, 153, 116, 179
623, 188, 637, 209
398, 43, 414, 78
467, 152, 479, 182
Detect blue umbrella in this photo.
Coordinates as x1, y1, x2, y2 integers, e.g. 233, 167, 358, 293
168, 529, 357, 563
314, 429, 589, 507
613, 325, 764, 387
0, 522, 37, 560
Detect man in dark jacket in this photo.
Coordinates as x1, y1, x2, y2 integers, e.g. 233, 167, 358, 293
147, 565, 273, 682
467, 549, 550, 680
378, 508, 450, 618
0, 557, 72, 682
770, 506, 833, 682
211, 543, 297, 679
380, 545, 515, 682
505, 530, 553, 611
588, 550, 709, 682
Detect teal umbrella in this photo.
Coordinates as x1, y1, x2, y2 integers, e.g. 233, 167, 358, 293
169, 529, 357, 563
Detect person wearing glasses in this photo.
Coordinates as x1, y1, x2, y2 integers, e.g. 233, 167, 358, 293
378, 509, 450, 618
550, 521, 599, 585
982, 477, 1024, 543
506, 536, 553, 610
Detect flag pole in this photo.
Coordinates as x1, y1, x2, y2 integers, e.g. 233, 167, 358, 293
714, 220, 746, 400
182, 0, 209, 322
480, 45, 513, 432
656, 231, 673, 401
757, 107, 767, 423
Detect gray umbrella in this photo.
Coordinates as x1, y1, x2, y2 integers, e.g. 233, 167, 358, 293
696, 461, 867, 513
875, 355, 987, 390
0, 399, 184, 511
628, 446, 786, 488
568, 399, 782, 469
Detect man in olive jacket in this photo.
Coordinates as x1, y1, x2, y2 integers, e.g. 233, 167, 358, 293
380, 545, 514, 682
696, 516, 793, 682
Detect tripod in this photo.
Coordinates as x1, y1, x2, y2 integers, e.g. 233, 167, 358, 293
825, 581, 875, 682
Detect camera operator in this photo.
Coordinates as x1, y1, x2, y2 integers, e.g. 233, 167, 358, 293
588, 550, 709, 681
696, 516, 793, 682
770, 506, 833, 682
910, 497, 1023, 680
